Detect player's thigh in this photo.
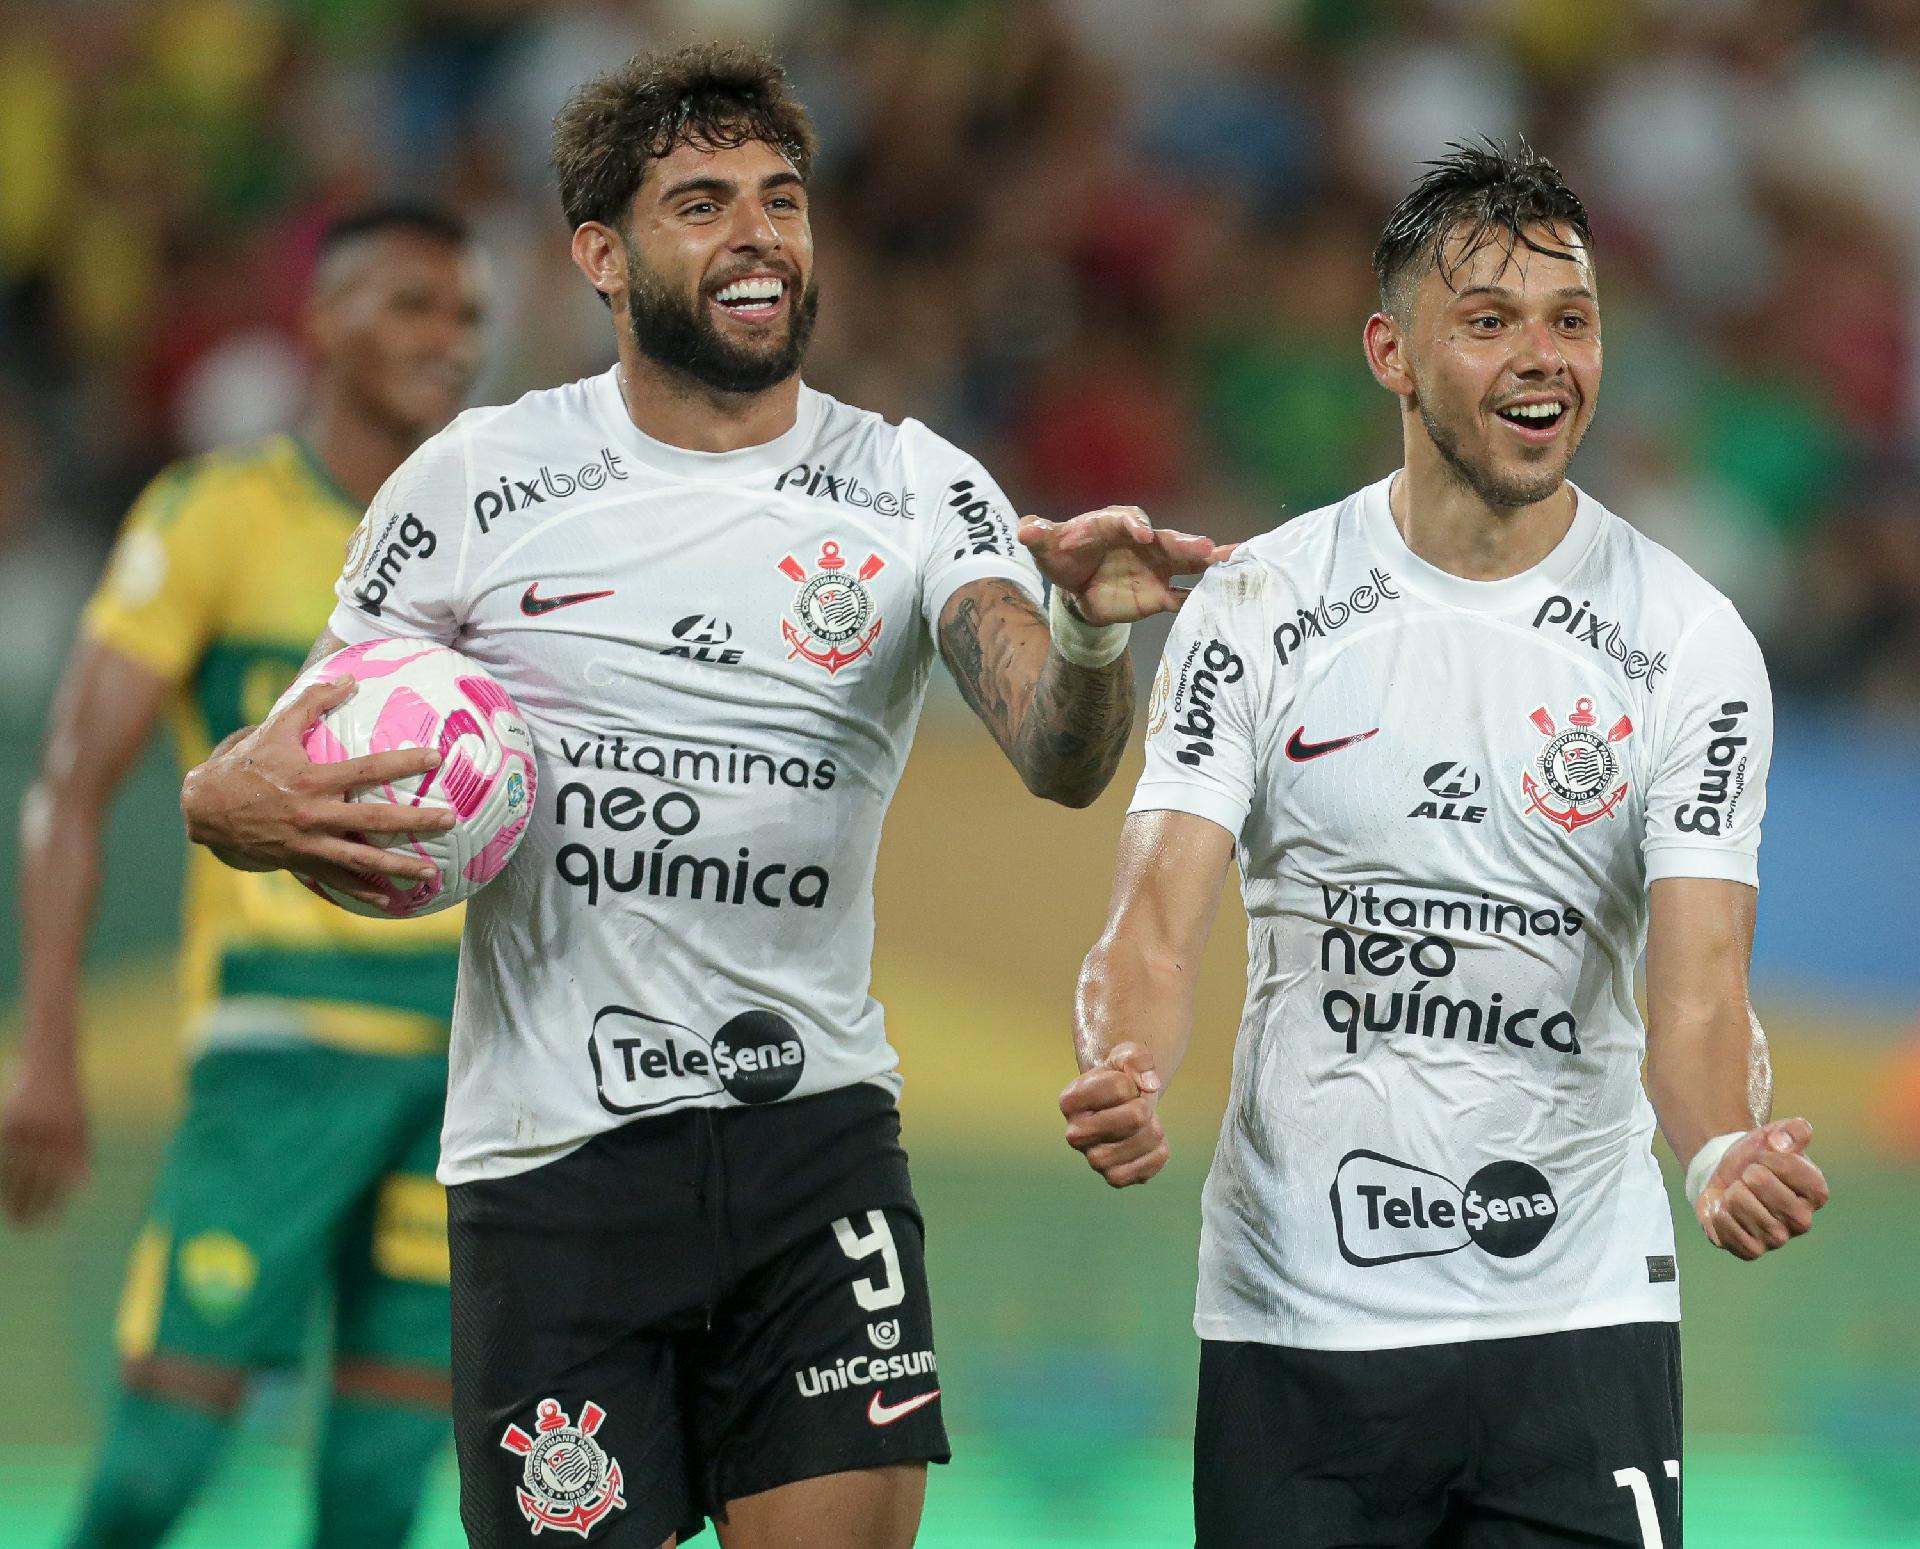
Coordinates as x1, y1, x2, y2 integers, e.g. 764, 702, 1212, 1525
445, 1132, 713, 1549
118, 1045, 411, 1369
717, 1462, 927, 1549
1458, 1322, 1683, 1549
333, 1074, 453, 1395
1194, 1338, 1464, 1549
696, 1205, 948, 1522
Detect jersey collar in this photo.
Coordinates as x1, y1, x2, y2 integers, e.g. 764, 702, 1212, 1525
289, 434, 362, 518
590, 367, 825, 481
1359, 471, 1604, 614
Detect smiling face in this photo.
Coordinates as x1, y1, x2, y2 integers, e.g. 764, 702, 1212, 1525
1371, 222, 1602, 510
610, 136, 818, 394
316, 232, 485, 440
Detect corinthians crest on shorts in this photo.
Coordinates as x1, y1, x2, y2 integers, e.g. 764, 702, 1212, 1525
1522, 694, 1633, 832
499, 1397, 626, 1538
778, 540, 886, 674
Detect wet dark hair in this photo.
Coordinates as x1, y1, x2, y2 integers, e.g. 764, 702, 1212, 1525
317, 202, 470, 260
1373, 139, 1592, 318
551, 42, 818, 232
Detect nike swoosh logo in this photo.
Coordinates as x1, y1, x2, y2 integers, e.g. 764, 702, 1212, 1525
521, 583, 615, 616
1286, 726, 1379, 762
867, 1388, 941, 1427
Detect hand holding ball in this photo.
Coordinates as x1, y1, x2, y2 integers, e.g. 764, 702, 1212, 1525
275, 639, 538, 917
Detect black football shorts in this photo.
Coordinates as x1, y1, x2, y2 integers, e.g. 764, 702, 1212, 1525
1196, 1321, 1683, 1548
448, 1083, 949, 1547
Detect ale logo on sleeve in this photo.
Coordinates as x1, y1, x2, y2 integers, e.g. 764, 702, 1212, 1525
777, 540, 886, 674
499, 1397, 626, 1538
1521, 694, 1632, 832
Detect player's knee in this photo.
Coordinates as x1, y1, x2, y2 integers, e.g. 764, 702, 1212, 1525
120, 1354, 248, 1417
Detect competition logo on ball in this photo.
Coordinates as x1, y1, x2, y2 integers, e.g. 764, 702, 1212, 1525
777, 540, 886, 674
499, 1398, 626, 1538
1522, 695, 1632, 833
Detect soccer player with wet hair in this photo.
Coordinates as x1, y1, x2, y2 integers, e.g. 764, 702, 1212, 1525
1062, 140, 1830, 1548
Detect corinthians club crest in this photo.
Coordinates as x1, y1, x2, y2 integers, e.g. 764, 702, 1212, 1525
778, 540, 886, 673
1522, 695, 1633, 832
499, 1397, 626, 1538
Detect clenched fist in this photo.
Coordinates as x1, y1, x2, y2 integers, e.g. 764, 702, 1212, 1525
1060, 1042, 1168, 1188
1695, 1117, 1829, 1261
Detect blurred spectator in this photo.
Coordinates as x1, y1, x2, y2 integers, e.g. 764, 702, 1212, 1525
2, 0, 1917, 717
0, 396, 98, 720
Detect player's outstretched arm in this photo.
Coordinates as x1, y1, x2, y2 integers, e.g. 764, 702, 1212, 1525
1062, 809, 1235, 1188
2, 642, 173, 1226
180, 628, 454, 905
939, 507, 1228, 807
1644, 876, 1829, 1260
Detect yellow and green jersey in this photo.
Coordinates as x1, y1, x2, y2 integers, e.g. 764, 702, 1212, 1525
84, 434, 460, 1057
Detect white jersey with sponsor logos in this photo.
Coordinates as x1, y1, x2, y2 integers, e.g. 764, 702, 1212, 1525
328, 369, 1040, 1184
1133, 474, 1771, 1351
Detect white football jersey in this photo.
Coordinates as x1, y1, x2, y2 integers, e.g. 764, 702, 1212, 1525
1132, 474, 1772, 1350
328, 369, 1041, 1183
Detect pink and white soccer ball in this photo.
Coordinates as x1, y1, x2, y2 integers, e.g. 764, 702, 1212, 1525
279, 638, 538, 918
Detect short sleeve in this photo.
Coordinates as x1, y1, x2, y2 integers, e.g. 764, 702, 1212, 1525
83, 461, 237, 684
1127, 563, 1264, 840
329, 428, 469, 646
1641, 601, 1772, 888
917, 451, 1044, 636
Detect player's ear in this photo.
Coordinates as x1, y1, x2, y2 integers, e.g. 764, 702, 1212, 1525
1364, 311, 1413, 397
570, 221, 626, 306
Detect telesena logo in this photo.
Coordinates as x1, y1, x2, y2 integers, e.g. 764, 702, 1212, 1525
1330, 1151, 1559, 1267
589, 1006, 804, 1116
472, 448, 627, 533
349, 513, 435, 617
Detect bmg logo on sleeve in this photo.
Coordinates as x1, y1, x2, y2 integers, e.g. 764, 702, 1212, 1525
349, 513, 436, 617
1172, 638, 1245, 766
1330, 1150, 1558, 1266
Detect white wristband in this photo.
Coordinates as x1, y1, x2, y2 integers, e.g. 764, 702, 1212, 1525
1684, 1130, 1749, 1208
1047, 585, 1130, 668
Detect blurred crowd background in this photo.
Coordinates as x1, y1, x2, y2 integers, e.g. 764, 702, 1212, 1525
6, 0, 1920, 720
4, 3, 1920, 1544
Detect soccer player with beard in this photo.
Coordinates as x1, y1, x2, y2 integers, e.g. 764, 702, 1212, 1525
176, 44, 1226, 1549
1061, 143, 1831, 1548
3, 206, 484, 1549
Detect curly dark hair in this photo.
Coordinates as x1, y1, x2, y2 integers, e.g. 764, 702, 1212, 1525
551, 42, 818, 232
1373, 139, 1593, 318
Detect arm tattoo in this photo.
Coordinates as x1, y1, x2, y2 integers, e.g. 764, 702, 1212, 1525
937, 581, 1133, 806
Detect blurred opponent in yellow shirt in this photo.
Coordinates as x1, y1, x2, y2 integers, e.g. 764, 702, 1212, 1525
84, 433, 460, 1057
